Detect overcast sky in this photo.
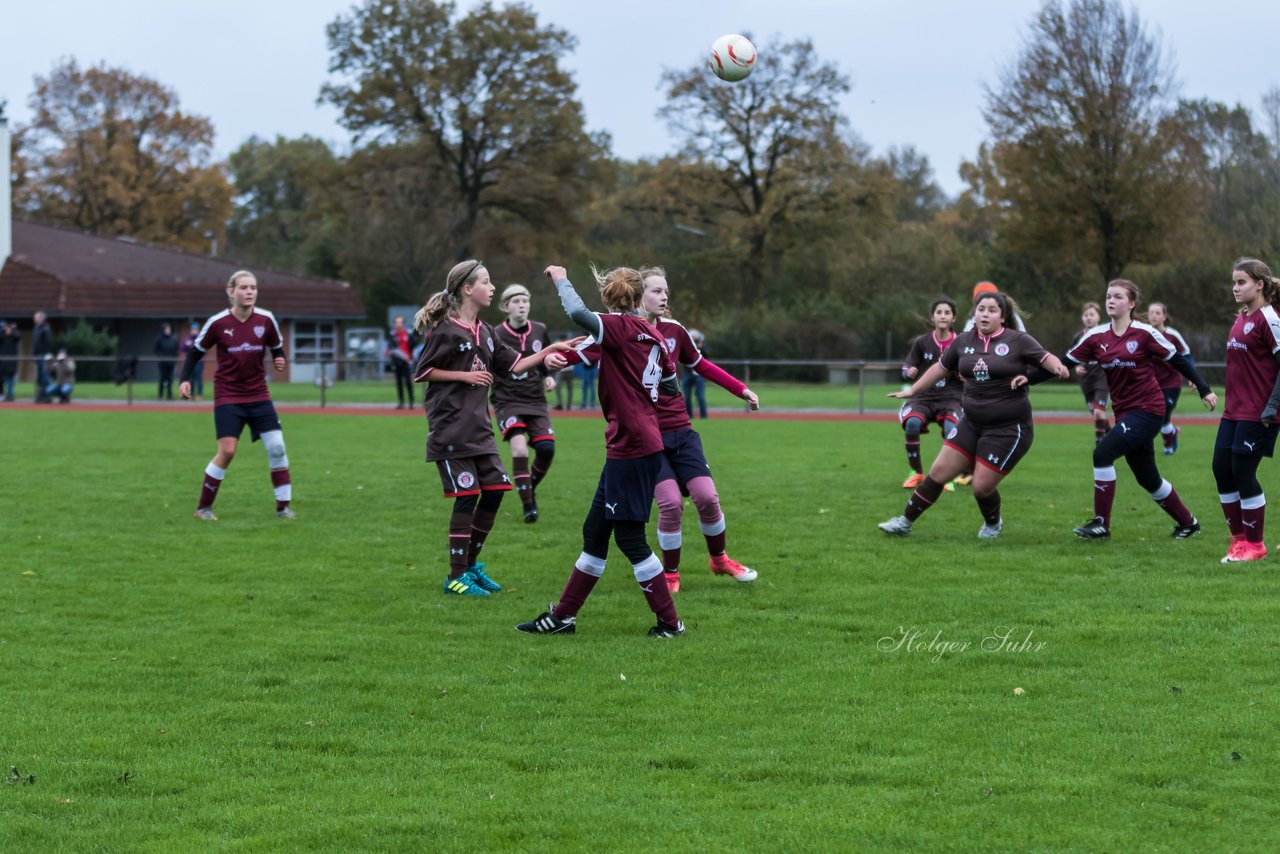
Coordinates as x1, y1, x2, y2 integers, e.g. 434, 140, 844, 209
3, 0, 1278, 196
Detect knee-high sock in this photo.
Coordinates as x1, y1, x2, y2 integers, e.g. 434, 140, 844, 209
1241, 493, 1266, 544
634, 554, 678, 626
1093, 466, 1117, 527
469, 491, 503, 564
531, 441, 555, 487
512, 456, 533, 509
904, 477, 946, 522
1150, 479, 1193, 526
270, 468, 291, 510
1220, 491, 1244, 538
448, 507, 473, 579
975, 490, 1001, 525
198, 462, 225, 510
556, 553, 605, 618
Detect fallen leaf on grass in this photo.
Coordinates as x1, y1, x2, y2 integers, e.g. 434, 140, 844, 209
1170, 686, 1182, 695
619, 674, 627, 682
21, 570, 35, 577
54, 797, 74, 804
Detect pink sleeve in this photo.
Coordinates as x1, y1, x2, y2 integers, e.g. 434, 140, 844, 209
693, 357, 747, 397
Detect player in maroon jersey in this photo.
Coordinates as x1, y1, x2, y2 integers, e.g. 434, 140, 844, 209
179, 270, 294, 521
638, 267, 759, 593
413, 260, 578, 597
491, 284, 557, 524
517, 264, 685, 637
1064, 280, 1216, 541
898, 296, 962, 492
880, 291, 1069, 538
1146, 302, 1193, 455
1214, 258, 1280, 562
1069, 302, 1112, 446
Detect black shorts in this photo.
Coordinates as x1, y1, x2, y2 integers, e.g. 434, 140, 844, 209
944, 415, 1034, 474
1215, 419, 1280, 459
494, 407, 554, 443
898, 399, 961, 434
435, 454, 512, 497
590, 452, 661, 523
1161, 387, 1182, 416
657, 428, 711, 488
214, 401, 282, 441
1107, 409, 1164, 450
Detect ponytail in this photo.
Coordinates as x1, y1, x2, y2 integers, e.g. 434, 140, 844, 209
591, 264, 644, 313
414, 259, 485, 334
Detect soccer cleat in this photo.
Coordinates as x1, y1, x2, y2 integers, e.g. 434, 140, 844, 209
664, 571, 681, 594
648, 619, 685, 638
943, 480, 956, 492
1220, 537, 1247, 563
516, 604, 576, 634
443, 571, 491, 597
953, 473, 973, 486
523, 499, 539, 524
193, 507, 218, 521
276, 507, 297, 520
878, 515, 912, 536
902, 472, 925, 489
1222, 540, 1267, 563
467, 562, 501, 592
709, 554, 757, 582
978, 518, 1003, 539
1163, 426, 1180, 456
1171, 518, 1200, 540
1073, 516, 1110, 540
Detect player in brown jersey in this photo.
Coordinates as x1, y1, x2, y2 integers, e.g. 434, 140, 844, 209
898, 296, 963, 492
517, 265, 685, 637
880, 291, 1069, 538
491, 284, 557, 523
413, 260, 578, 597
1064, 280, 1215, 541
1070, 302, 1112, 446
639, 267, 760, 593
1146, 302, 1193, 455
179, 270, 294, 521
1214, 258, 1280, 562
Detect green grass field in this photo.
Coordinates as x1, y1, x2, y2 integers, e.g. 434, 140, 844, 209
2, 408, 1277, 850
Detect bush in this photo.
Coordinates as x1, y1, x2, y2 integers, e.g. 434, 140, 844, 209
56, 320, 118, 382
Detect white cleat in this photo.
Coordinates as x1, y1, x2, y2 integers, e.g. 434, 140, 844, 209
879, 515, 912, 536
978, 518, 1004, 539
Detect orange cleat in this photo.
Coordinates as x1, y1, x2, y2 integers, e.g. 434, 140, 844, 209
902, 472, 925, 489
663, 571, 681, 594
709, 554, 758, 583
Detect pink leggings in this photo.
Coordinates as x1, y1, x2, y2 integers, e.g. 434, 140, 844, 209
656, 476, 722, 537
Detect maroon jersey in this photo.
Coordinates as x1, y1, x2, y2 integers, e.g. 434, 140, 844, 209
903, 330, 963, 407
939, 328, 1050, 425
651, 318, 704, 433
490, 320, 550, 411
413, 317, 521, 461
1069, 325, 1108, 387
1068, 322, 1175, 418
193, 308, 283, 406
1151, 327, 1191, 390
564, 313, 674, 459
1224, 305, 1280, 421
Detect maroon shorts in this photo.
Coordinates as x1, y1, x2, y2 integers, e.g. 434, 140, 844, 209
899, 399, 961, 434
434, 454, 512, 497
494, 406, 555, 443
943, 416, 1035, 474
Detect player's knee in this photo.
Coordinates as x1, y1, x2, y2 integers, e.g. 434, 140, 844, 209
654, 478, 683, 519
613, 522, 652, 565
478, 489, 503, 511
453, 494, 478, 515
533, 439, 555, 462
261, 430, 288, 470
903, 417, 924, 437
685, 476, 721, 523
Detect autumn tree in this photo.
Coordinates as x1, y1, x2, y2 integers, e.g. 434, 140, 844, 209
320, 0, 605, 262
15, 59, 231, 252
657, 38, 856, 304
975, 0, 1190, 286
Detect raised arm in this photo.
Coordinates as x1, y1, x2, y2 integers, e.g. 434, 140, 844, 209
889, 361, 948, 399
545, 265, 603, 340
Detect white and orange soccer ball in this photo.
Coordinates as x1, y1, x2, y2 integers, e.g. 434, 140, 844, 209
709, 34, 757, 82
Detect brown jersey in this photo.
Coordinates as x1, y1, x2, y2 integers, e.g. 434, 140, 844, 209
193, 307, 284, 406
490, 320, 550, 412
413, 317, 521, 461
940, 327, 1050, 426
902, 330, 963, 408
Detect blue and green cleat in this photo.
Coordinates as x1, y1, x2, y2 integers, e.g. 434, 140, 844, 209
467, 562, 502, 592
443, 570, 491, 597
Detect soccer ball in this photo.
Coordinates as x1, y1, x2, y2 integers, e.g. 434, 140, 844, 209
709, 34, 757, 82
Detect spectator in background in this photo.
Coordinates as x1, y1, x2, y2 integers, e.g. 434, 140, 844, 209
179, 322, 203, 399
154, 322, 179, 400
32, 311, 52, 402
0, 319, 19, 401
553, 332, 575, 410
386, 314, 419, 409
682, 328, 708, 419
46, 349, 76, 404
577, 360, 597, 409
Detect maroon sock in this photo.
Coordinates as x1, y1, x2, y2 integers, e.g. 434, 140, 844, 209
1242, 499, 1266, 544
1093, 480, 1117, 527
975, 490, 1001, 525
662, 546, 681, 571
555, 568, 600, 618
1221, 498, 1244, 538
905, 437, 922, 474
641, 574, 680, 626
198, 472, 222, 509
704, 531, 726, 557
1155, 485, 1194, 526
1096, 421, 1109, 442
1162, 427, 1176, 449
271, 468, 291, 511
448, 509, 472, 579
469, 501, 499, 565
512, 457, 533, 509
904, 477, 946, 522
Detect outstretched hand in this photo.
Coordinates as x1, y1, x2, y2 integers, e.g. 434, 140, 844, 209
887, 389, 910, 400
743, 389, 760, 411
544, 265, 567, 282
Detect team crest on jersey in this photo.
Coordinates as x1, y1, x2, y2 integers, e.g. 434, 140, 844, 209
1126, 340, 1138, 353
947, 427, 958, 440
487, 337, 495, 351
665, 337, 677, 353
457, 472, 476, 489
532, 339, 543, 352
471, 355, 485, 372
1245, 322, 1256, 335
973, 358, 990, 382
994, 343, 1009, 356
253, 325, 265, 338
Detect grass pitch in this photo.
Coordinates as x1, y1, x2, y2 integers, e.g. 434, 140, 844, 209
1, 407, 1277, 850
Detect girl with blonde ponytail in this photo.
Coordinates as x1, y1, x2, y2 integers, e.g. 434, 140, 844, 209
411, 260, 579, 597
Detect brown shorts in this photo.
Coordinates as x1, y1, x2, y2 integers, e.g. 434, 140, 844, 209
899, 399, 961, 433
943, 416, 1034, 474
1081, 378, 1109, 414
494, 407, 555, 443
435, 454, 512, 497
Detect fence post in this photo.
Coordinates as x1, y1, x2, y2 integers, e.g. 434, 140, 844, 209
743, 360, 751, 411
127, 369, 134, 406
320, 358, 328, 409
857, 362, 865, 414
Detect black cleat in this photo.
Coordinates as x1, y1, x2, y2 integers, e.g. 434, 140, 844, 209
516, 605, 575, 634
1073, 516, 1110, 540
523, 499, 539, 524
647, 620, 685, 638
1171, 518, 1201, 540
